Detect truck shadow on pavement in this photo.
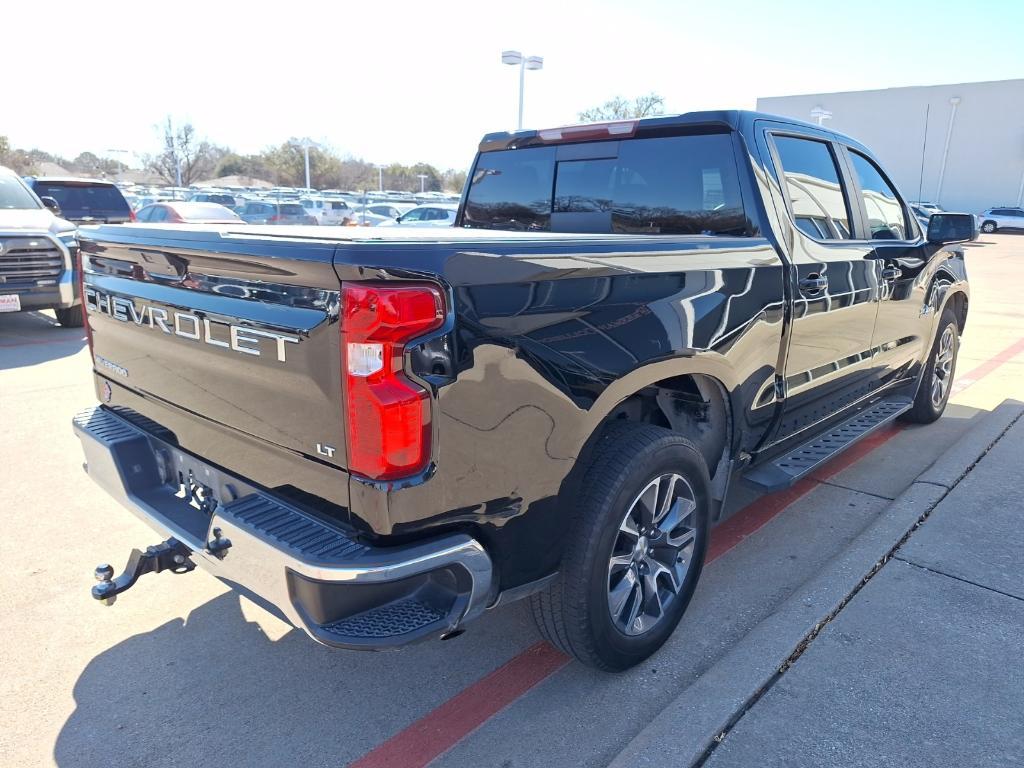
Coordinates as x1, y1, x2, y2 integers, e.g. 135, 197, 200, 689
0, 311, 86, 370
53, 592, 538, 768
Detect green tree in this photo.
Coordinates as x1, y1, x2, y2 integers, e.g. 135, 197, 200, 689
214, 153, 275, 183
578, 93, 665, 122
442, 167, 468, 193
68, 151, 126, 177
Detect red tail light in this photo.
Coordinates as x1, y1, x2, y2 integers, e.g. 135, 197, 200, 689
129, 209, 137, 222
342, 282, 445, 480
268, 215, 281, 223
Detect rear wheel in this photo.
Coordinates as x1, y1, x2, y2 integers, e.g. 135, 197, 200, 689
530, 422, 710, 671
901, 306, 959, 424
980, 220, 997, 234
54, 306, 83, 328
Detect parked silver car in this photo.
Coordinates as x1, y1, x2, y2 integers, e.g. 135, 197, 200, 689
978, 207, 1024, 234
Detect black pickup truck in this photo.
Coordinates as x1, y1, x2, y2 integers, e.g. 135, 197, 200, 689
74, 111, 975, 670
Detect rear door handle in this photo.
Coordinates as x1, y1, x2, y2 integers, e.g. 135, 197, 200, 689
799, 275, 828, 293
881, 266, 903, 280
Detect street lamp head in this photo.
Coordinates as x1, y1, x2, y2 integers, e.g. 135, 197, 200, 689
525, 56, 544, 71
502, 50, 523, 65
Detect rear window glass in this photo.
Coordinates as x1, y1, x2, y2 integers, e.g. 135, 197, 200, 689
463, 134, 748, 235
31, 182, 129, 214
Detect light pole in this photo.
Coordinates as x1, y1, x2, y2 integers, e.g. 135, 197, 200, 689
417, 173, 429, 194
810, 106, 833, 126
375, 164, 387, 193
300, 138, 314, 191
502, 50, 544, 130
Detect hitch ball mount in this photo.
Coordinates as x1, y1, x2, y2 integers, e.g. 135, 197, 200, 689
92, 534, 230, 606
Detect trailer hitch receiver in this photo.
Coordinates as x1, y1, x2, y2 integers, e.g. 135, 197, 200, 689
92, 538, 196, 606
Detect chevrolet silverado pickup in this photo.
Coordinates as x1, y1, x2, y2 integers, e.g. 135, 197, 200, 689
73, 111, 975, 670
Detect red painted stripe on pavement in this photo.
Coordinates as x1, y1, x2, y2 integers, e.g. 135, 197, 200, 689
350, 338, 1023, 768
950, 336, 1024, 396
349, 642, 569, 768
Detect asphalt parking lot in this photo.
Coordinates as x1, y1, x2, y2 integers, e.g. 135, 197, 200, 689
2, 234, 1022, 768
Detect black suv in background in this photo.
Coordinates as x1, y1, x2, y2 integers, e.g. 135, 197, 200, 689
26, 177, 133, 224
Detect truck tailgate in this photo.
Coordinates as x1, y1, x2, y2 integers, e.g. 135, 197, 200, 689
80, 228, 346, 470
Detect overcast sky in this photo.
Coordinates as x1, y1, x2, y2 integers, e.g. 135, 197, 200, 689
6, 0, 1022, 171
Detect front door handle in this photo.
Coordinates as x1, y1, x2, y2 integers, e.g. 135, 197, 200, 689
799, 275, 828, 293
881, 266, 903, 280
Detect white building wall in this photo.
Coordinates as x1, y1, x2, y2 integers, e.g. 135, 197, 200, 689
757, 79, 1024, 214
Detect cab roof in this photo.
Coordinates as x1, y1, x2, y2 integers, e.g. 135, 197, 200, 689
478, 109, 863, 153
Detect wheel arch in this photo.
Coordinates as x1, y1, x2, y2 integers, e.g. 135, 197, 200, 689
565, 362, 738, 510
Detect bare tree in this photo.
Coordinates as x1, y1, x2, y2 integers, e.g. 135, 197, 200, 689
143, 118, 222, 186
578, 93, 665, 122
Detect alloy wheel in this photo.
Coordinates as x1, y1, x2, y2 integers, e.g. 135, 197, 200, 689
607, 473, 698, 636
931, 325, 956, 408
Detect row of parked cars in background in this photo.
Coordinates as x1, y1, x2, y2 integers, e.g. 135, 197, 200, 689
123, 183, 461, 228
23, 175, 463, 229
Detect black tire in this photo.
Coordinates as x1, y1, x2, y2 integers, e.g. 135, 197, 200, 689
54, 306, 84, 328
980, 221, 997, 234
530, 422, 710, 671
901, 306, 959, 424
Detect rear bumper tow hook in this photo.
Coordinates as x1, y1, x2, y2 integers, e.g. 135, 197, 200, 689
92, 537, 196, 606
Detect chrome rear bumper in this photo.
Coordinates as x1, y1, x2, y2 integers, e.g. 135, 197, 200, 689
73, 406, 494, 648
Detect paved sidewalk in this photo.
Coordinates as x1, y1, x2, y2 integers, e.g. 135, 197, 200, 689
703, 416, 1024, 768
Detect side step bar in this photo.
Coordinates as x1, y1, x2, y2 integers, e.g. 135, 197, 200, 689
744, 397, 912, 492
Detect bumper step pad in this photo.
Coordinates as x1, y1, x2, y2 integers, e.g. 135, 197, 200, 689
225, 494, 369, 563
745, 397, 912, 492
321, 599, 446, 641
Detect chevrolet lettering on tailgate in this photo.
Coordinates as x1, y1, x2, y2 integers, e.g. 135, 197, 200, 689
83, 286, 300, 362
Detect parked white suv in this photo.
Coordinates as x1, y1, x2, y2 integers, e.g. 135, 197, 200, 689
300, 197, 353, 225
978, 207, 1024, 234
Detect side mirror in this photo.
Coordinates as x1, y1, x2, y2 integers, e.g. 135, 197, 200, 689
927, 212, 977, 245
40, 196, 62, 216
395, 215, 403, 223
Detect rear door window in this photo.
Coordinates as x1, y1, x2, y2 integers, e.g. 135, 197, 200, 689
772, 136, 853, 240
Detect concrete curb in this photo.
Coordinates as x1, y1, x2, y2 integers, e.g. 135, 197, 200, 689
608, 401, 1024, 768
916, 400, 1024, 489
